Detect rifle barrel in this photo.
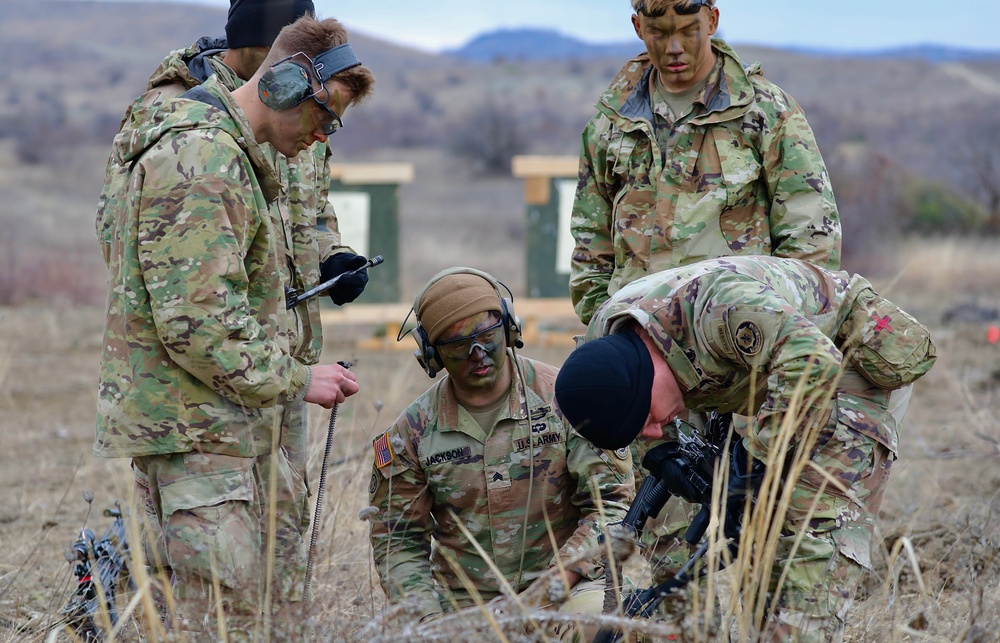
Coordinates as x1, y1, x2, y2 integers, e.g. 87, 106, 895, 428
288, 255, 384, 309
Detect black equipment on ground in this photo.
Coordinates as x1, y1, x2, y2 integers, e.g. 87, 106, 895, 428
58, 502, 133, 642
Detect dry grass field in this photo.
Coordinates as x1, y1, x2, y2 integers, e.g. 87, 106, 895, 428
0, 237, 998, 641
1, 1, 997, 639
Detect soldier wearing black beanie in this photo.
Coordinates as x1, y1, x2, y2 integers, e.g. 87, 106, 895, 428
555, 329, 654, 450
226, 0, 316, 49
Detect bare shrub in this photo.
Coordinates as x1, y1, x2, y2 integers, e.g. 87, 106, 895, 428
0, 242, 105, 307
11, 92, 67, 166
447, 94, 527, 176
897, 177, 987, 235
952, 104, 1000, 234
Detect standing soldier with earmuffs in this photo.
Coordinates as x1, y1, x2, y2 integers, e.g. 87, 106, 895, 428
368, 267, 635, 639
95, 15, 373, 640
97, 6, 374, 624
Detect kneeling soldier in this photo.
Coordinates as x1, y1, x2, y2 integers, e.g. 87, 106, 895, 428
369, 267, 635, 638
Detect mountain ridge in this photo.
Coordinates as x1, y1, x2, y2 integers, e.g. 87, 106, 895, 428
444, 26, 1000, 63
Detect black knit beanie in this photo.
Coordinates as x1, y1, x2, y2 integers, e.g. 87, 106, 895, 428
555, 330, 654, 450
226, 0, 315, 49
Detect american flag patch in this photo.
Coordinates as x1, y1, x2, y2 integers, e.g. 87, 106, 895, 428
373, 431, 394, 469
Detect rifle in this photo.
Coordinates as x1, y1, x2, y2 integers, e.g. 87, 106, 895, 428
593, 413, 764, 643
57, 501, 133, 642
285, 254, 384, 309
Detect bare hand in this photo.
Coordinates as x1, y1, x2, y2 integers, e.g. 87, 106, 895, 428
304, 362, 359, 408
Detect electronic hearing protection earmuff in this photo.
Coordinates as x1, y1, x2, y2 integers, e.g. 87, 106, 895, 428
398, 267, 523, 379
257, 43, 361, 112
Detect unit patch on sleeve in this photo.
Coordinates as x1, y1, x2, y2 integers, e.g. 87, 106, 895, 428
373, 431, 395, 469
734, 320, 764, 356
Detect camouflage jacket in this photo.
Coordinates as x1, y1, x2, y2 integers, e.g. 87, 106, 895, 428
588, 257, 935, 461
369, 353, 634, 618
97, 36, 347, 366
570, 39, 841, 324
94, 75, 310, 459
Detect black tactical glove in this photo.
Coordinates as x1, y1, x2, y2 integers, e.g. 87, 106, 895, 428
319, 253, 369, 305
642, 442, 712, 505
728, 438, 765, 498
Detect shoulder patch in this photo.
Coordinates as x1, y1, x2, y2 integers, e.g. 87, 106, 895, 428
734, 320, 764, 356
373, 431, 395, 469
602, 448, 634, 478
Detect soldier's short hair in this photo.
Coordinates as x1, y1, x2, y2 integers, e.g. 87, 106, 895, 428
632, 0, 716, 18
266, 15, 375, 103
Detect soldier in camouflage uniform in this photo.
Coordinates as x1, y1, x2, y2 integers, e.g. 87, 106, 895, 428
555, 256, 936, 642
95, 0, 372, 624
369, 268, 634, 636
95, 16, 373, 639
570, 0, 842, 594
570, 0, 840, 325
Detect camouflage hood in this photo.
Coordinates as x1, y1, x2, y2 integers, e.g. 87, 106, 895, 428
144, 36, 228, 92
110, 75, 279, 202
597, 38, 762, 127
94, 75, 306, 459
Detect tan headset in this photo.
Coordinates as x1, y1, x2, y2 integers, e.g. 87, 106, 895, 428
399, 267, 523, 378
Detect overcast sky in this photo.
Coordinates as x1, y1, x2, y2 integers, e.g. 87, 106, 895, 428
92, 0, 1000, 53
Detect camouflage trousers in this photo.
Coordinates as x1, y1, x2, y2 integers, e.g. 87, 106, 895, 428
751, 425, 891, 642
132, 402, 311, 639
548, 578, 608, 642
464, 578, 610, 642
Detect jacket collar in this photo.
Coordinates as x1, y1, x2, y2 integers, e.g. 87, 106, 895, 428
600, 38, 759, 127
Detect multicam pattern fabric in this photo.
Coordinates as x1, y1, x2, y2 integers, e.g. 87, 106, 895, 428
570, 39, 841, 324
135, 447, 307, 635
585, 256, 935, 640
96, 40, 337, 636
98, 39, 349, 367
369, 353, 634, 619
95, 74, 310, 459
589, 256, 936, 456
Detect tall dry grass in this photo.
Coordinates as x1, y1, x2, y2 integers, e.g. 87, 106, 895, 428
1, 235, 999, 641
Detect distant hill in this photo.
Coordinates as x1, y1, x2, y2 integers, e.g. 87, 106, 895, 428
447, 28, 1000, 64
447, 28, 641, 62
788, 44, 1000, 63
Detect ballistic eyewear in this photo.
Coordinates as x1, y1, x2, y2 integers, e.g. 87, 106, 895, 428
634, 0, 712, 16
435, 319, 505, 360
312, 92, 344, 136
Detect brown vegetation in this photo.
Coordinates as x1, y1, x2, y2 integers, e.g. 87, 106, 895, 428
1, 238, 999, 641
1, 0, 999, 639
